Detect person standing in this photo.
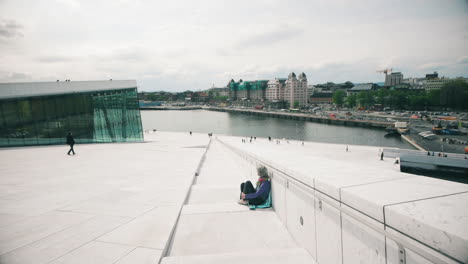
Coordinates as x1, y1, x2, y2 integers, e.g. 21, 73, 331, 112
66, 132, 76, 155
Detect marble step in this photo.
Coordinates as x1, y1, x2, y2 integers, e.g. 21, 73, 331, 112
161, 248, 316, 264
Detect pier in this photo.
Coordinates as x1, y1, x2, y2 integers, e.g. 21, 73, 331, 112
206, 107, 392, 129
140, 106, 203, 111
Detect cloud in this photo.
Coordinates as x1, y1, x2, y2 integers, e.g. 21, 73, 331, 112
0, 71, 32, 82
94, 48, 151, 63
35, 55, 78, 63
235, 24, 304, 49
417, 62, 446, 70
0, 19, 23, 39
456, 56, 468, 64
55, 0, 81, 9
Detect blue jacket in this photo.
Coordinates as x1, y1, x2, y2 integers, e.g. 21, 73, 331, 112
245, 181, 271, 201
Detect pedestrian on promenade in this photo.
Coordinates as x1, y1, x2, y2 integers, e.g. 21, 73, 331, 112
268, 136, 271, 141
380, 151, 384, 160
190, 131, 192, 135
66, 132, 75, 155
239, 166, 271, 206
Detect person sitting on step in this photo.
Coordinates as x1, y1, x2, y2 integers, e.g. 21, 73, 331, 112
239, 166, 271, 206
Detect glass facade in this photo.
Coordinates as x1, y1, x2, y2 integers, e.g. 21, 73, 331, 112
0, 88, 143, 147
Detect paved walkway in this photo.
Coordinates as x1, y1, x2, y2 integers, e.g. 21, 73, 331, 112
0, 132, 207, 264
0, 132, 315, 264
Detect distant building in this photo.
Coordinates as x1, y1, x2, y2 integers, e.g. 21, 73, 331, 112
347, 83, 378, 94
385, 72, 403, 86
425, 77, 452, 90
209, 87, 228, 98
425, 72, 438, 79
194, 91, 209, 102
266, 78, 286, 102
403, 77, 426, 89
307, 84, 319, 96
390, 83, 412, 90
227, 79, 239, 100
228, 72, 308, 107
227, 79, 267, 100
284, 72, 308, 108
309, 91, 333, 104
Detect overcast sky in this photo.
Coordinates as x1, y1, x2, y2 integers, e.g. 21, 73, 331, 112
0, 0, 467, 92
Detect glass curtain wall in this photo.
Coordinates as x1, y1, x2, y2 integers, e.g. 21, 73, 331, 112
0, 88, 143, 147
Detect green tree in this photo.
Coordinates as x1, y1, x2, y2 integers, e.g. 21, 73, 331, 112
333, 90, 346, 106
293, 101, 300, 108
440, 79, 468, 110
343, 81, 354, 89
408, 92, 427, 110
148, 93, 158, 101
427, 89, 441, 108
392, 90, 409, 109
376, 88, 389, 105
346, 93, 357, 107
357, 91, 374, 108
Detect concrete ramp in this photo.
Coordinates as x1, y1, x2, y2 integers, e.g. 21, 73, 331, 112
162, 248, 315, 264
163, 139, 315, 263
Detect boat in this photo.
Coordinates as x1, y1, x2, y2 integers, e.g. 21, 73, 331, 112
418, 131, 436, 140
385, 125, 399, 137
432, 123, 443, 134
395, 122, 410, 135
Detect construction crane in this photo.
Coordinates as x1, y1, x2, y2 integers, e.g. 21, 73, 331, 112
376, 68, 392, 76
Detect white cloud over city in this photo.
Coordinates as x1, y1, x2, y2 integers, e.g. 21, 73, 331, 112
0, 0, 467, 91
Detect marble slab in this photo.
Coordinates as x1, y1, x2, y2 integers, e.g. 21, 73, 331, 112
0, 215, 130, 264
187, 185, 239, 205
340, 177, 468, 222
0, 211, 94, 255
162, 248, 315, 264
181, 203, 250, 215
97, 205, 180, 249
168, 210, 298, 256
385, 192, 468, 263
115, 247, 162, 264
49, 241, 134, 264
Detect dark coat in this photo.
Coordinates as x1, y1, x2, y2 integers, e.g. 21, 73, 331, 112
66, 135, 75, 145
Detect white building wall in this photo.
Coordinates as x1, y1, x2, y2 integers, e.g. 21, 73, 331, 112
266, 79, 284, 102
425, 78, 451, 90
285, 73, 308, 108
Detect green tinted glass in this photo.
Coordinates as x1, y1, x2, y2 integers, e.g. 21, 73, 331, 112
0, 88, 143, 147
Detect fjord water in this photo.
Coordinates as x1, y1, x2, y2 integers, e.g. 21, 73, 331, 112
141, 110, 413, 149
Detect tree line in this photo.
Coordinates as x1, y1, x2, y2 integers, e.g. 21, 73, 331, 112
332, 80, 468, 110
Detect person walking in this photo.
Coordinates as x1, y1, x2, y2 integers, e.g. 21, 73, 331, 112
66, 132, 76, 155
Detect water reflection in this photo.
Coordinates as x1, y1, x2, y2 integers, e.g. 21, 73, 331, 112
141, 110, 413, 149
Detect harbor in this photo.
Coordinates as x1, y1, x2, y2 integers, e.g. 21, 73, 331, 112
206, 107, 392, 129
140, 107, 468, 154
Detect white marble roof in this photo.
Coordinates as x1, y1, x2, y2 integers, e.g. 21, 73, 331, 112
0, 80, 137, 99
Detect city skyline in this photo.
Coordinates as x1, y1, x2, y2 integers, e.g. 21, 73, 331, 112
0, 0, 467, 92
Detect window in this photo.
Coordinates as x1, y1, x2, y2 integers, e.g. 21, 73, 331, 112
0, 88, 143, 147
